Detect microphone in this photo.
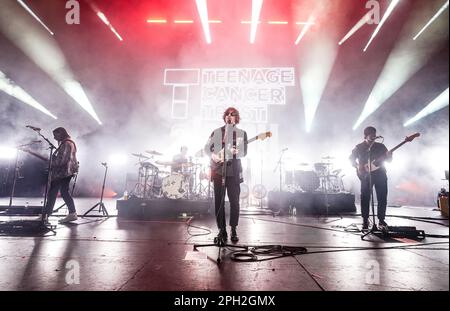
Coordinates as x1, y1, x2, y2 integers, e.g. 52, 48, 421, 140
282, 148, 288, 152
26, 125, 41, 131
32, 140, 42, 143
101, 162, 107, 166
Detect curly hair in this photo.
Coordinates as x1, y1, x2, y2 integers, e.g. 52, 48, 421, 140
222, 107, 240, 124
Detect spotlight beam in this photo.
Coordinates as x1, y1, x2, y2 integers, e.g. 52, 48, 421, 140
250, 0, 263, 44
339, 10, 373, 45
16, 0, 54, 35
413, 0, 449, 40
295, 15, 314, 45
404, 88, 449, 126
0, 71, 57, 119
87, 1, 123, 41
96, 11, 123, 41
363, 0, 400, 52
195, 0, 211, 44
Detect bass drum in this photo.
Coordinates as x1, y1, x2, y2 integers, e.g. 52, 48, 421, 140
162, 173, 188, 199
294, 170, 320, 192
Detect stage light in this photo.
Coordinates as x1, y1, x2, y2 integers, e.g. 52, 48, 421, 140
0, 71, 57, 119
195, 0, 211, 44
353, 1, 448, 131
96, 11, 123, 41
363, 0, 400, 52
146, 19, 167, 23
16, 0, 54, 35
404, 88, 449, 127
267, 21, 288, 25
413, 0, 449, 40
250, 0, 263, 44
108, 153, 128, 166
0, 146, 17, 160
0, 2, 102, 125
338, 10, 373, 45
174, 20, 194, 24
295, 15, 314, 45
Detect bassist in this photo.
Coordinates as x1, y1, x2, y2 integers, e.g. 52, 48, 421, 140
350, 126, 392, 231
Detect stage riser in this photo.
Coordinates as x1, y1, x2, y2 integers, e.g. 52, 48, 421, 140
117, 199, 212, 220
268, 191, 356, 215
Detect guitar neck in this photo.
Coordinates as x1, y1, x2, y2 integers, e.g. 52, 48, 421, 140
389, 141, 408, 153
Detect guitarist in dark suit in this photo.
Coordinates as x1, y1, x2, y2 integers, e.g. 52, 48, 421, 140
204, 107, 248, 242
350, 126, 392, 231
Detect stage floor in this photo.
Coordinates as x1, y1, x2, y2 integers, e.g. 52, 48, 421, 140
0, 197, 448, 291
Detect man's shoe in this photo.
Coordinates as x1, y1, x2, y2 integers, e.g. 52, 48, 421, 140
378, 220, 389, 231
219, 228, 228, 240
231, 227, 239, 242
59, 213, 78, 224
362, 219, 369, 232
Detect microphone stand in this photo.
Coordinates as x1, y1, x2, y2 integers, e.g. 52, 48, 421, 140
32, 130, 56, 232
361, 139, 382, 240
273, 149, 287, 192
194, 123, 247, 265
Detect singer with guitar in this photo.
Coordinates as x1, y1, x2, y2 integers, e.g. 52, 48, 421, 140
350, 126, 392, 232
22, 127, 79, 224
204, 107, 248, 243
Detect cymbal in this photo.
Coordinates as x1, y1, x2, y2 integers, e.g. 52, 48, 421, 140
315, 162, 331, 165
321, 156, 334, 160
298, 163, 309, 166
131, 153, 150, 159
146, 150, 163, 156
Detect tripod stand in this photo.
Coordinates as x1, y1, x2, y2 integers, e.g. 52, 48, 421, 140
83, 162, 109, 217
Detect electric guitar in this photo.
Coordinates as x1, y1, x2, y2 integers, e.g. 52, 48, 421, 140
357, 133, 420, 180
212, 131, 272, 164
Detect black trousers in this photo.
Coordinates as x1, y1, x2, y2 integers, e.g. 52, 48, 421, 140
45, 176, 76, 215
213, 176, 240, 229
360, 170, 388, 221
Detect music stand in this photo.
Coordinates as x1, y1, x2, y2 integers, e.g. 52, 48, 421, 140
83, 162, 109, 218
193, 124, 247, 264
361, 140, 382, 240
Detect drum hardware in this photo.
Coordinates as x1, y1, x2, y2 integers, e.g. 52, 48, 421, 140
145, 150, 163, 156
131, 153, 151, 160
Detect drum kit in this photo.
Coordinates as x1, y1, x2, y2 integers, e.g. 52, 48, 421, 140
284, 156, 345, 193
130, 149, 211, 200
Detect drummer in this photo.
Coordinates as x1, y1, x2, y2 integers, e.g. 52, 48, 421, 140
171, 146, 189, 173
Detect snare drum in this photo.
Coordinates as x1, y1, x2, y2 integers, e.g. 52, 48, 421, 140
162, 173, 188, 199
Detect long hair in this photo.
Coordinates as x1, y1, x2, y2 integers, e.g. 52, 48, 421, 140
222, 107, 240, 124
53, 127, 70, 140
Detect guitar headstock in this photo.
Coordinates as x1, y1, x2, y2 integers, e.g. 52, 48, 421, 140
257, 131, 272, 140
405, 132, 420, 142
